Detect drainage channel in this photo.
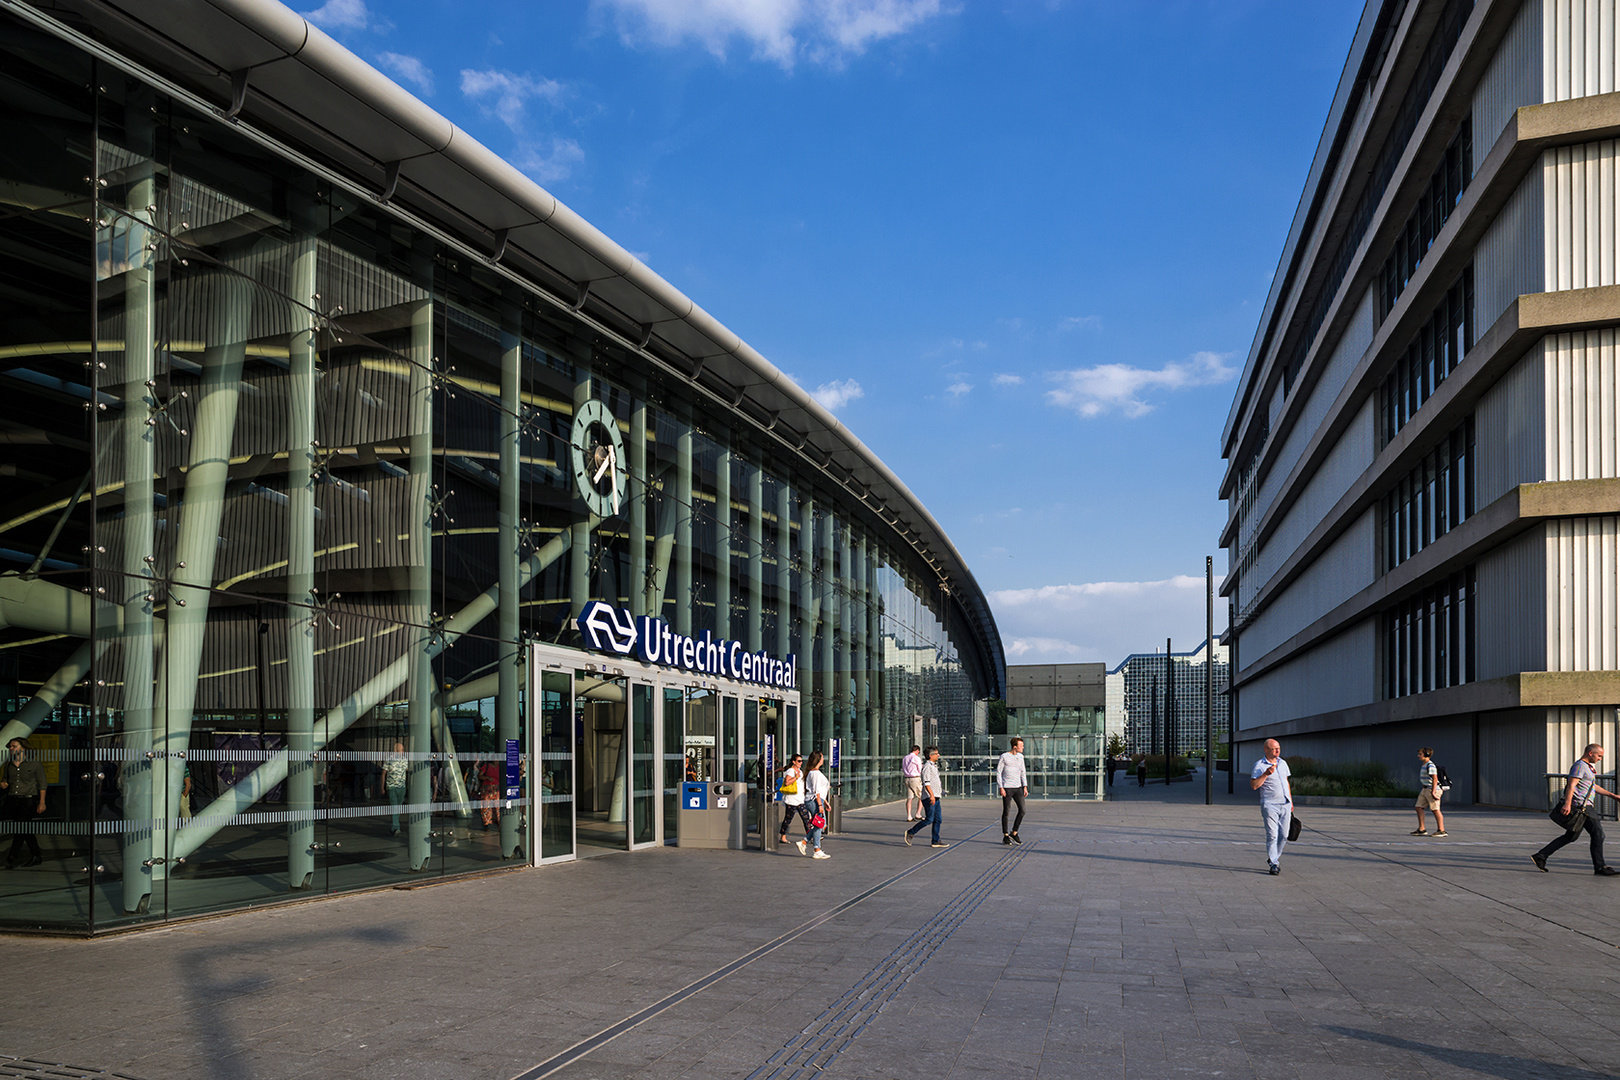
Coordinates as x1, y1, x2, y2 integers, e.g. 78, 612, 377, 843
508, 825, 997, 1080
748, 842, 1030, 1080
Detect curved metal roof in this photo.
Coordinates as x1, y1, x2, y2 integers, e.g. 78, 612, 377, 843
39, 0, 1005, 697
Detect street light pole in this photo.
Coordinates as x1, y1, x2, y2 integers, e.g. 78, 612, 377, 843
1205, 556, 1214, 806
1165, 637, 1172, 786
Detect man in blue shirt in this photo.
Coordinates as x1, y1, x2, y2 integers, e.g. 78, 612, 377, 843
1250, 738, 1292, 876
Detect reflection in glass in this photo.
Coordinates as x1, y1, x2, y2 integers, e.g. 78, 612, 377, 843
539, 672, 574, 860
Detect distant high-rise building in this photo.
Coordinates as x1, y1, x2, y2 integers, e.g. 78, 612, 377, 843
1222, 0, 1620, 808
1107, 642, 1230, 756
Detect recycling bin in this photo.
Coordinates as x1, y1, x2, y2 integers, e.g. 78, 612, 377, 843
677, 781, 750, 850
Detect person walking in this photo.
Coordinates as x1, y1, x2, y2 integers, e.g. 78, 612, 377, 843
777, 752, 812, 854
383, 742, 409, 836
1, 737, 47, 868
803, 750, 832, 860
1412, 747, 1446, 837
1249, 738, 1292, 876
904, 746, 946, 848
901, 745, 923, 821
997, 737, 1028, 845
1533, 743, 1619, 875
1136, 757, 1147, 787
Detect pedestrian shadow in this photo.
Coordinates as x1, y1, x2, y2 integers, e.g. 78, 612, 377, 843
180, 923, 406, 1080
1024, 847, 1264, 874
1323, 1026, 1618, 1080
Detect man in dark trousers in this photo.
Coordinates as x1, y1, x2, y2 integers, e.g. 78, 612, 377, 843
2, 737, 47, 868
1136, 757, 1147, 787
1534, 743, 1620, 875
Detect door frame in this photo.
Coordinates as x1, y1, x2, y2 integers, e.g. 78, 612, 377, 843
526, 642, 800, 865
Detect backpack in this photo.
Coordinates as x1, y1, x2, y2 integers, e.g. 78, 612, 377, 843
1433, 763, 1452, 791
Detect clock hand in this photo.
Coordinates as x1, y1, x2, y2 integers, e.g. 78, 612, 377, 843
592, 447, 613, 485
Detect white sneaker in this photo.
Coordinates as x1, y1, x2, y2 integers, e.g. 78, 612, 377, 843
812, 850, 830, 859
795, 840, 808, 856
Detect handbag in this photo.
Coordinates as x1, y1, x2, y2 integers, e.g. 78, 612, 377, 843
777, 770, 798, 796
809, 810, 826, 830
1551, 804, 1588, 833
1287, 813, 1302, 842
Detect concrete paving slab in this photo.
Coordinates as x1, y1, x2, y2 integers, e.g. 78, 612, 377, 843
6, 784, 1620, 1079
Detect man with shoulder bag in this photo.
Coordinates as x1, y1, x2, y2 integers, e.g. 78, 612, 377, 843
1534, 743, 1620, 875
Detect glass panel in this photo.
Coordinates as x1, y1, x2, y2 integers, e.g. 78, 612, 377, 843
685, 687, 716, 782
662, 686, 682, 843
631, 683, 655, 846
539, 671, 573, 860
722, 695, 740, 782
743, 697, 760, 835
575, 671, 626, 852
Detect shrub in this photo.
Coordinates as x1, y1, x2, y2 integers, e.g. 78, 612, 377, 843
1286, 756, 1404, 798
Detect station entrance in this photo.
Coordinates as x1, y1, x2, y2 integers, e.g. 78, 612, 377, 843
528, 643, 800, 863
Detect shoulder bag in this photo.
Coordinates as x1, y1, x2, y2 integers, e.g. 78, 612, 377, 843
1550, 804, 1588, 833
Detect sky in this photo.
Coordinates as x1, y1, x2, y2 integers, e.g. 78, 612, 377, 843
302, 0, 1367, 666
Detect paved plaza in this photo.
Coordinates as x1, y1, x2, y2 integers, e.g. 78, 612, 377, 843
4, 778, 1620, 1080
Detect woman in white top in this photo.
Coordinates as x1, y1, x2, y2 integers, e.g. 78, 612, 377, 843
803, 750, 832, 860
777, 753, 812, 852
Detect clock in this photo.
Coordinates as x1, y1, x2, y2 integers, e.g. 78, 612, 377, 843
570, 398, 626, 517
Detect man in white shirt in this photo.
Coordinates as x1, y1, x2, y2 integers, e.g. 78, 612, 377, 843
901, 745, 923, 821
996, 737, 1028, 846
903, 747, 946, 848
1533, 743, 1620, 875
1249, 739, 1292, 876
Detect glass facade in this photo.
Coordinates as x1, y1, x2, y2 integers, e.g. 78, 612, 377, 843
0, 15, 997, 932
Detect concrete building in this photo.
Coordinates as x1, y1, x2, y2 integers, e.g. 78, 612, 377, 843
0, 0, 1004, 932
1221, 0, 1620, 810
1106, 642, 1230, 757
1002, 663, 1106, 799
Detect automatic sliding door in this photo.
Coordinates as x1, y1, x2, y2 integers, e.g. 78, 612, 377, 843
662, 685, 683, 843
538, 671, 575, 862
630, 682, 656, 847
576, 673, 628, 853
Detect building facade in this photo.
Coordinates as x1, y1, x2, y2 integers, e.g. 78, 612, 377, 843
0, 0, 1004, 933
999, 663, 1105, 799
1221, 0, 1620, 809
1106, 642, 1229, 757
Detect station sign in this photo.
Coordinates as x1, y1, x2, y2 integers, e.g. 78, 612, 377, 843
575, 601, 797, 691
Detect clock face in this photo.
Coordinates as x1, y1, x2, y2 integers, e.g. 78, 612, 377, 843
570, 399, 627, 517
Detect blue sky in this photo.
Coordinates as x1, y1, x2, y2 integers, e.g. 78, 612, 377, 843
303, 0, 1365, 665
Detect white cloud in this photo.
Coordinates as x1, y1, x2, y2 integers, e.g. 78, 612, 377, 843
993, 373, 1024, 386
593, 0, 947, 68
461, 69, 567, 132
303, 0, 368, 30
1046, 350, 1236, 419
516, 138, 586, 184
947, 380, 972, 397
1060, 315, 1101, 332
376, 52, 434, 95
810, 378, 864, 412
990, 576, 1225, 666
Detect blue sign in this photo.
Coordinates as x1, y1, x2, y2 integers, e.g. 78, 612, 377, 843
830, 738, 840, 770
504, 739, 520, 798
576, 600, 797, 690
682, 782, 709, 810
764, 734, 774, 773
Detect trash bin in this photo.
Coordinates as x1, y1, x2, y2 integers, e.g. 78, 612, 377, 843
677, 781, 751, 850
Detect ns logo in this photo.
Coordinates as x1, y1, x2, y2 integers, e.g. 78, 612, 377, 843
576, 601, 637, 656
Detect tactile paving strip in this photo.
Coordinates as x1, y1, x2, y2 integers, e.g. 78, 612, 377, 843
747, 844, 1030, 1080
0, 1057, 148, 1080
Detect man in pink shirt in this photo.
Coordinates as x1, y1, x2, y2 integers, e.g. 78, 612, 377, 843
901, 745, 923, 821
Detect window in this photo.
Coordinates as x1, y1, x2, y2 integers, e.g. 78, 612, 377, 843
1383, 566, 1475, 699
